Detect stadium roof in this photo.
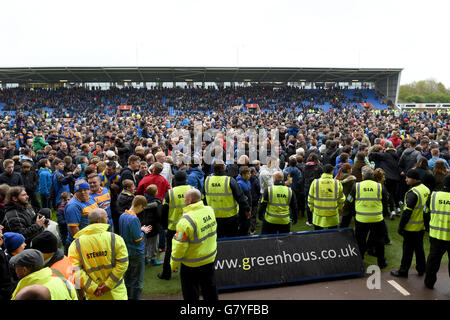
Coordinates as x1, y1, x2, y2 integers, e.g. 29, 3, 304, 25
0, 66, 402, 84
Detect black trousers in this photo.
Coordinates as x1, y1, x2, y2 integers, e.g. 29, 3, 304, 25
355, 220, 386, 266
385, 179, 399, 212
180, 262, 218, 302
340, 213, 353, 228
425, 237, 450, 288
399, 230, 426, 274
305, 194, 313, 224
161, 229, 176, 278
216, 215, 239, 238
261, 220, 290, 235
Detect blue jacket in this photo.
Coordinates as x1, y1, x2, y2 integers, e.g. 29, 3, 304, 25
283, 166, 302, 191
236, 174, 251, 194
187, 167, 205, 194
428, 157, 450, 171
38, 168, 52, 195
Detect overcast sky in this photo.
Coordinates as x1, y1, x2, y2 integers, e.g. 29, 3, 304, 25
1, 0, 449, 86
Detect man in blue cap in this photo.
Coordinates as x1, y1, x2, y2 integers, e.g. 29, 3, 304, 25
64, 179, 99, 254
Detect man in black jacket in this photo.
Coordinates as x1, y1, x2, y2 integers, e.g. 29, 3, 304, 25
119, 155, 140, 187
20, 161, 40, 212
0, 159, 23, 187
2, 186, 45, 246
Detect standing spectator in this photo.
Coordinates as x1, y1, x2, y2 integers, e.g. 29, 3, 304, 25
2, 186, 45, 246
0, 225, 17, 300
432, 160, 448, 192
136, 162, 170, 201
118, 195, 151, 300
283, 156, 303, 217
0, 159, 23, 186
236, 166, 252, 236
336, 163, 356, 228
0, 184, 11, 224
303, 153, 323, 226
369, 141, 402, 218
142, 185, 162, 266
413, 157, 436, 191
64, 179, 99, 253
120, 155, 140, 187
155, 152, 173, 187
32, 130, 49, 152
186, 159, 204, 194
428, 148, 450, 171
52, 158, 80, 210
134, 161, 148, 187
248, 167, 260, 234
20, 161, 40, 212
56, 192, 71, 250
87, 174, 114, 230
117, 179, 135, 215
38, 159, 52, 209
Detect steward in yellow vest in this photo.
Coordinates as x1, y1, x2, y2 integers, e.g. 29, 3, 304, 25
347, 165, 389, 269
423, 174, 450, 289
205, 160, 250, 238
392, 169, 430, 278
170, 189, 218, 301
308, 164, 345, 230
258, 171, 297, 235
159, 171, 193, 280
10, 249, 77, 300
68, 208, 129, 300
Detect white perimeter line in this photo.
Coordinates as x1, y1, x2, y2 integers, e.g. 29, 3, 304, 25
387, 280, 411, 296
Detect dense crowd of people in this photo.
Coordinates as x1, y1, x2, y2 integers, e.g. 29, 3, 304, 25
0, 85, 449, 300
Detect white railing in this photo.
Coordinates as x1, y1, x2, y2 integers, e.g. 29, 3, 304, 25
397, 103, 450, 111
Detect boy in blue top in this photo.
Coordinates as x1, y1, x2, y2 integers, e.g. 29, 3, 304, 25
118, 195, 151, 300
38, 158, 52, 209
52, 158, 80, 210
236, 166, 252, 236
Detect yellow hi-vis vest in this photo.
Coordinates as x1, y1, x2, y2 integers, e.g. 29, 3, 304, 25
428, 191, 450, 241
166, 185, 194, 231
265, 185, 292, 225
170, 201, 217, 270
355, 180, 384, 223
308, 173, 344, 227
11, 267, 77, 300
205, 175, 239, 218
68, 223, 129, 300
404, 183, 430, 232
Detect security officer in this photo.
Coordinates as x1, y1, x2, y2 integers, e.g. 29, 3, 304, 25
158, 170, 193, 280
391, 168, 430, 278
308, 164, 345, 230
68, 208, 129, 300
423, 173, 450, 289
170, 189, 218, 301
205, 160, 250, 238
258, 171, 297, 234
347, 165, 389, 269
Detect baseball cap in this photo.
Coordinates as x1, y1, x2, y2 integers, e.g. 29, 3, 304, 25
9, 249, 44, 268
30, 231, 58, 254
3, 232, 25, 253
74, 182, 90, 193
